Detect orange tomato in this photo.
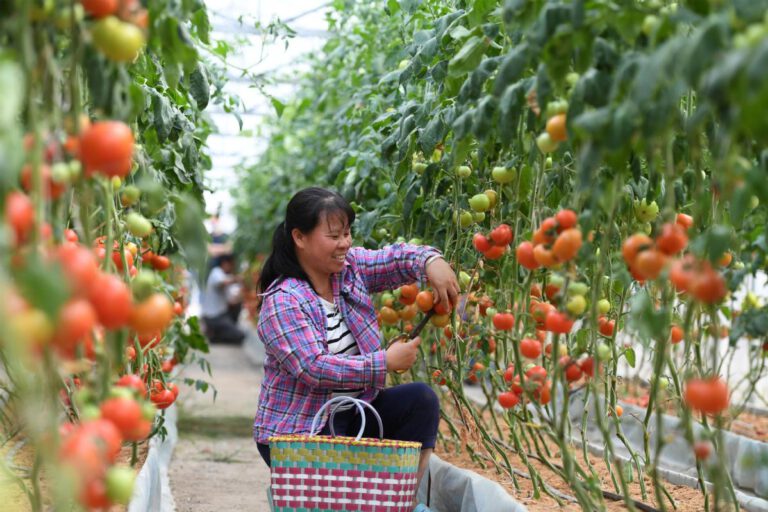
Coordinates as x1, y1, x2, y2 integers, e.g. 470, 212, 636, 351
546, 114, 567, 142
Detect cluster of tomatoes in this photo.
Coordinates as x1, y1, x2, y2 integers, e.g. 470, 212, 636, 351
378, 283, 454, 330
622, 213, 728, 304
80, 0, 149, 63
472, 223, 514, 260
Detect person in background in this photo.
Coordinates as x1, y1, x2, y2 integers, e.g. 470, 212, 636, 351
252, 187, 459, 512
201, 253, 245, 344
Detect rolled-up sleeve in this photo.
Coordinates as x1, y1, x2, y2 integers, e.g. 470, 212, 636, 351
257, 292, 387, 390
349, 243, 441, 293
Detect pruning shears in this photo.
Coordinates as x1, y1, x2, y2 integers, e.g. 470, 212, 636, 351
387, 310, 435, 374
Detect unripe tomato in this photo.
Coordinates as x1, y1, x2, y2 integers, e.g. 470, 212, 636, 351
566, 295, 587, 316
125, 212, 152, 238
91, 16, 146, 62
536, 132, 559, 153
597, 299, 611, 315
105, 466, 135, 505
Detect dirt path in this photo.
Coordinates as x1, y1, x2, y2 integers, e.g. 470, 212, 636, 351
168, 337, 270, 511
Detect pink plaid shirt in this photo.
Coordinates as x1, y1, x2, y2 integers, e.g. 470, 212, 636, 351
253, 243, 441, 444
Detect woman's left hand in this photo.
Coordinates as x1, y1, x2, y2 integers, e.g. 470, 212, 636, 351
425, 257, 460, 310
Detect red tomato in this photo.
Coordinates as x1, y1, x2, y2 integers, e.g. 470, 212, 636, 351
81, 419, 122, 464
533, 244, 557, 268
432, 369, 447, 386
622, 234, 653, 267
80, 0, 118, 18
693, 440, 712, 460
516, 241, 540, 270
525, 365, 547, 383
560, 356, 583, 382
490, 224, 513, 246
670, 255, 695, 293
89, 273, 133, 329
552, 228, 582, 262
503, 365, 516, 383
150, 388, 175, 409
684, 377, 729, 415
676, 213, 694, 230
483, 244, 506, 260
670, 325, 684, 344
79, 121, 134, 178
56, 243, 100, 296
64, 228, 80, 242
151, 255, 171, 271
530, 300, 555, 329
519, 337, 542, 359
416, 290, 434, 312
100, 396, 143, 439
498, 391, 520, 409
80, 477, 113, 510
116, 373, 147, 398
579, 357, 596, 377
472, 232, 492, 253
545, 310, 574, 334
492, 311, 515, 331
656, 223, 688, 255
633, 249, 667, 280
52, 299, 98, 355
129, 293, 173, 336
689, 266, 727, 304
555, 209, 578, 231
598, 316, 615, 337
20, 164, 66, 199
5, 191, 35, 244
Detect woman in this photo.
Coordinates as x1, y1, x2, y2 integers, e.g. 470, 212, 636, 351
253, 187, 459, 511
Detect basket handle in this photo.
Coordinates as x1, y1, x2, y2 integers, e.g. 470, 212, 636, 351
309, 396, 384, 441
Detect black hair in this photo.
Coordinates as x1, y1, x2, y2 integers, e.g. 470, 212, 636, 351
257, 187, 355, 294
218, 253, 236, 266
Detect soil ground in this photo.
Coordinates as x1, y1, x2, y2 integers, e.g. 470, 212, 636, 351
168, 338, 271, 512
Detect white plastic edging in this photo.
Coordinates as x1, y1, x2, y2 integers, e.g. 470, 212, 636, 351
127, 404, 179, 512
417, 454, 527, 512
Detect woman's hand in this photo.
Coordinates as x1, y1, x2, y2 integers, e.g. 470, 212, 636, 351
385, 336, 422, 372
426, 257, 460, 310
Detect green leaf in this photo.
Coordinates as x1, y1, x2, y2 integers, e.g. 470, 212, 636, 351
0, 61, 24, 130
492, 44, 529, 97
189, 64, 210, 110
16, 257, 70, 320
270, 97, 286, 118
400, 0, 422, 14
467, 0, 496, 26
624, 347, 636, 368
181, 316, 210, 353
171, 194, 209, 280
153, 95, 174, 142
448, 35, 488, 78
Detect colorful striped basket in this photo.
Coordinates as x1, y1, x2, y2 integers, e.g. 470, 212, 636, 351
269, 396, 422, 512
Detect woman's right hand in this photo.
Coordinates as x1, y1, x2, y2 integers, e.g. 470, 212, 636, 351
385, 336, 422, 372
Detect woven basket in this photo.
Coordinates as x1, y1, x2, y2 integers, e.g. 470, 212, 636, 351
269, 396, 422, 511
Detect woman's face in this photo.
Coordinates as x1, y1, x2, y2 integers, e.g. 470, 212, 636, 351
293, 212, 352, 277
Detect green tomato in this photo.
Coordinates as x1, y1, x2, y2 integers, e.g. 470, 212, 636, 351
372, 227, 388, 242
106, 467, 136, 505
657, 377, 670, 392
566, 295, 587, 316
751, 195, 760, 209
491, 166, 516, 184
459, 210, 474, 228
457, 165, 472, 178
431, 148, 442, 163
126, 212, 152, 238
468, 193, 490, 213
597, 299, 611, 315
68, 160, 82, 180
536, 132, 559, 154
132, 269, 159, 301
641, 222, 652, 235
544, 157, 553, 170
544, 100, 569, 118
565, 72, 580, 87
485, 307, 498, 318
92, 16, 146, 63
597, 343, 612, 362
412, 162, 428, 175
398, 59, 410, 70
80, 404, 101, 421
53, 3, 84, 30
473, 211, 486, 222
459, 271, 471, 289
634, 199, 659, 222
567, 282, 589, 297
408, 238, 422, 245
51, 162, 71, 184
381, 292, 395, 304
642, 15, 660, 37
549, 274, 565, 288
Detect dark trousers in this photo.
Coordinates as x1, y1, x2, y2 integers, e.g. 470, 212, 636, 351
203, 312, 245, 344
257, 382, 440, 467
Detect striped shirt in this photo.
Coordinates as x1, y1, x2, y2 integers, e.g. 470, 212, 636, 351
320, 297, 362, 410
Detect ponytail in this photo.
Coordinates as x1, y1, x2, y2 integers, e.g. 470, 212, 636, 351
257, 221, 308, 294
256, 187, 355, 297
